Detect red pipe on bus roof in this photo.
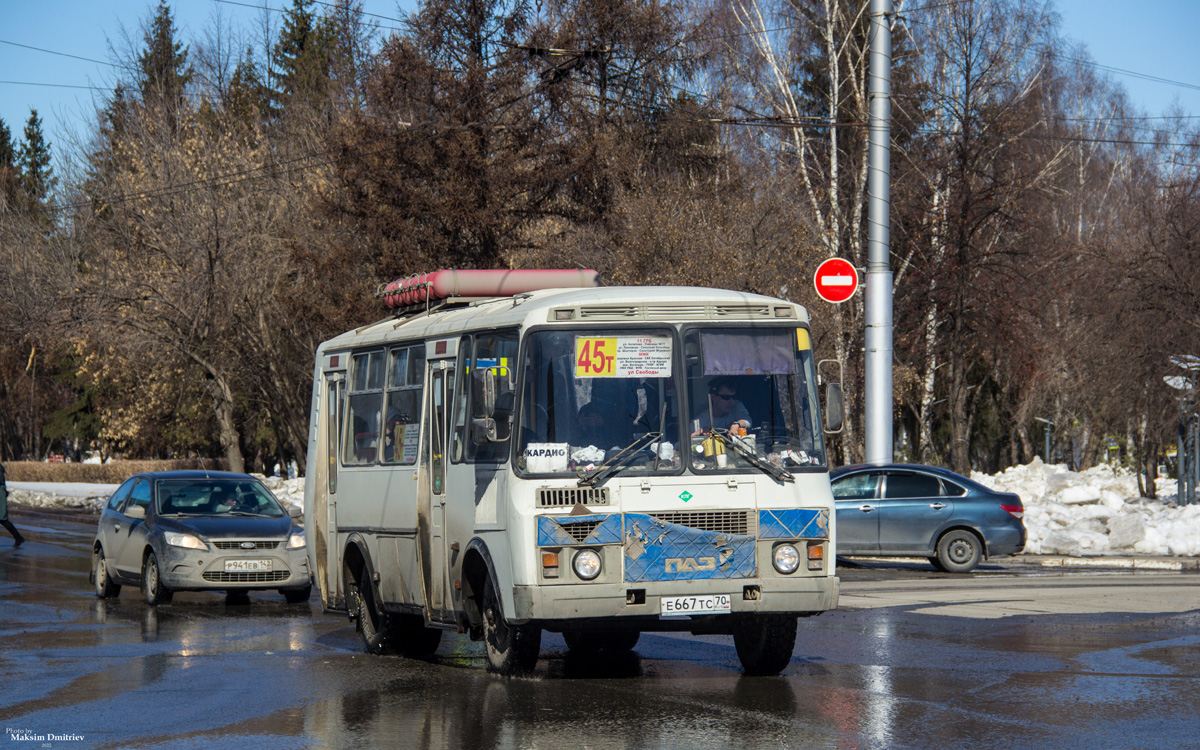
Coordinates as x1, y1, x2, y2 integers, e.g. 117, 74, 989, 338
381, 269, 600, 309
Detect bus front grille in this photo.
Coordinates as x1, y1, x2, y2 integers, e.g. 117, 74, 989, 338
537, 487, 611, 508
647, 510, 752, 536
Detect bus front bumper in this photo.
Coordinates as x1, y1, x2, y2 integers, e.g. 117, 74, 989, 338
512, 575, 838, 623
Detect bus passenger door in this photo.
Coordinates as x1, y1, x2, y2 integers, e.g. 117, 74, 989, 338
316, 373, 343, 609
418, 361, 453, 623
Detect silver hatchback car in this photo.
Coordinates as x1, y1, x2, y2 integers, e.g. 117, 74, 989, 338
90, 471, 311, 604
832, 464, 1026, 573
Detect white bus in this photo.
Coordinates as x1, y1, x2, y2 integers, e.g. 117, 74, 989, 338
303, 269, 844, 675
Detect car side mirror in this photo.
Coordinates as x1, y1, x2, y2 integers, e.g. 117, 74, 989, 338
288, 505, 302, 519
824, 383, 844, 434
125, 505, 146, 520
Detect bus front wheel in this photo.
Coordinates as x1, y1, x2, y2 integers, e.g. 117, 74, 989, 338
482, 577, 541, 676
733, 615, 797, 676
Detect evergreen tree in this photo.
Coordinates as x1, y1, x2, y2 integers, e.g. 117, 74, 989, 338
270, 0, 331, 114
17, 109, 53, 202
0, 117, 16, 209
227, 47, 270, 126
0, 118, 13, 168
138, 0, 193, 115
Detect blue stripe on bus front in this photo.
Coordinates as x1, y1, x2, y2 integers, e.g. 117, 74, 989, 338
757, 509, 829, 540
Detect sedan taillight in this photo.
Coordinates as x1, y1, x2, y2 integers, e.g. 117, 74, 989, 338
1000, 504, 1024, 519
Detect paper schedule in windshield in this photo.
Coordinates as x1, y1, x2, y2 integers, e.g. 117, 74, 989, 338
574, 336, 673, 378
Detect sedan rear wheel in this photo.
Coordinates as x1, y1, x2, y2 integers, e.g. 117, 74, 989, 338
936, 530, 983, 573
141, 551, 173, 605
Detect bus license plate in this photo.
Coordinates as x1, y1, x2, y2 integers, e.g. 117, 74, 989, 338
660, 594, 732, 616
225, 559, 272, 572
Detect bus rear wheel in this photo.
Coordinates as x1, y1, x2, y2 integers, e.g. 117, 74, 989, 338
482, 577, 540, 675
733, 615, 797, 676
352, 570, 442, 657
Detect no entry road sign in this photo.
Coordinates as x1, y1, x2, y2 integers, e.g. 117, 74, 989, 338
813, 257, 859, 303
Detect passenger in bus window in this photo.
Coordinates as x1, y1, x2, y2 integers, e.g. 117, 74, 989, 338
693, 377, 751, 435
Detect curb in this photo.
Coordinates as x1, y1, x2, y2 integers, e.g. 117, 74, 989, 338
1018, 555, 1200, 572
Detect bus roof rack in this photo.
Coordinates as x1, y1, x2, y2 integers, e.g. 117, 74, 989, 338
377, 269, 601, 313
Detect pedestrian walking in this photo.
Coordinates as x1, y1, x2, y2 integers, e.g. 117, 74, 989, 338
0, 461, 25, 547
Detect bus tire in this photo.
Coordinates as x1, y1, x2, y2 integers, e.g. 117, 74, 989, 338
564, 631, 640, 654
353, 570, 397, 655
482, 576, 540, 675
733, 614, 797, 676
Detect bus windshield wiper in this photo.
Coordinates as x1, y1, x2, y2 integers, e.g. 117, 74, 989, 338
577, 432, 661, 487
718, 431, 794, 483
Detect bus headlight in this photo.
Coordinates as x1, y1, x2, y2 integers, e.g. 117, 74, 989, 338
573, 549, 602, 580
772, 543, 801, 574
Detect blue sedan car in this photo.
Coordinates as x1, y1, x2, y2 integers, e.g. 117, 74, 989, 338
831, 464, 1026, 573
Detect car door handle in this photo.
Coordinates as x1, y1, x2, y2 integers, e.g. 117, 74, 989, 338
858, 504, 877, 513
929, 502, 947, 510
114, 524, 121, 532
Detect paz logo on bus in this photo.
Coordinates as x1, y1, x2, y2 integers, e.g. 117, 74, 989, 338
813, 257, 859, 304
665, 557, 717, 572
679, 491, 693, 502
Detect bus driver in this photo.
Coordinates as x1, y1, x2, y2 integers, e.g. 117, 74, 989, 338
693, 377, 751, 435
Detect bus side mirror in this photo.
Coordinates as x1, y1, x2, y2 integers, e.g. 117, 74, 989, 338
472, 368, 496, 418
824, 383, 844, 434
472, 417, 498, 444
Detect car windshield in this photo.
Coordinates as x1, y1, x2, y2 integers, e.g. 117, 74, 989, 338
685, 327, 826, 472
516, 329, 680, 476
155, 478, 285, 517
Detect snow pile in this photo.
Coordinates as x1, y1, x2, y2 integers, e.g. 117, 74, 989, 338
972, 457, 1200, 557
10, 460, 1200, 558
8, 475, 306, 515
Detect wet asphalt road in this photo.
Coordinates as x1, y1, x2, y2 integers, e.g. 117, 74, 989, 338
2, 512, 1200, 750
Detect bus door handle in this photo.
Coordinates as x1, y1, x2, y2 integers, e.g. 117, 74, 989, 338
858, 504, 877, 513
928, 502, 947, 510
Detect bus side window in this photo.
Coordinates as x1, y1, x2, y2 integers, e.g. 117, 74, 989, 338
382, 344, 424, 465
471, 330, 519, 462
344, 350, 385, 466
451, 336, 471, 462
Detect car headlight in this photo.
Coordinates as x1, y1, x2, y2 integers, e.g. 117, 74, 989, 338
286, 531, 306, 550
772, 543, 801, 574
165, 532, 207, 551
573, 549, 601, 580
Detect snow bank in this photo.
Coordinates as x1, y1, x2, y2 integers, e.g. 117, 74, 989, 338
10, 459, 1200, 558
8, 476, 306, 515
972, 457, 1199, 557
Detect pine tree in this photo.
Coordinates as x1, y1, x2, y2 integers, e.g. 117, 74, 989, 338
0, 117, 16, 209
227, 47, 270, 126
17, 109, 53, 202
138, 0, 193, 116
270, 0, 331, 114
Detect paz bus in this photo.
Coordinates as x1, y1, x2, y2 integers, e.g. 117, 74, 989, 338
303, 269, 844, 675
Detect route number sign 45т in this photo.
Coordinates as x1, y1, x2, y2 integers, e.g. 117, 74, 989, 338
574, 336, 673, 378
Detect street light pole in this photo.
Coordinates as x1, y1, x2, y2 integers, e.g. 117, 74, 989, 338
1034, 417, 1053, 464
864, 0, 894, 465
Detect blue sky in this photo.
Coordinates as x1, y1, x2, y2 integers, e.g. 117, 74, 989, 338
1, 0, 1198, 168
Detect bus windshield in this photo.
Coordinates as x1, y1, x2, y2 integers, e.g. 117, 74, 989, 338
685, 327, 825, 472
517, 329, 680, 476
